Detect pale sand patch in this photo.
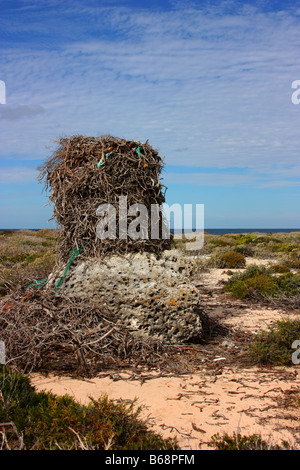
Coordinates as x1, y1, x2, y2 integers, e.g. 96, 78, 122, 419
31, 366, 300, 450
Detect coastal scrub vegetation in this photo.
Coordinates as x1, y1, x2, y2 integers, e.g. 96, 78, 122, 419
0, 229, 299, 450
202, 231, 300, 264
1, 230, 299, 296
0, 366, 178, 450
209, 251, 246, 269
208, 432, 293, 450
0, 229, 57, 296
224, 264, 300, 301
245, 319, 300, 366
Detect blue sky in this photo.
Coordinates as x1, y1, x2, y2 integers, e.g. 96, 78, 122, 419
0, 0, 300, 229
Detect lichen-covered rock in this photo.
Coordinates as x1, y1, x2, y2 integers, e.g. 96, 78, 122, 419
49, 250, 203, 344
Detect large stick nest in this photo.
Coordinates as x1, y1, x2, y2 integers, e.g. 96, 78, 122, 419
38, 135, 171, 262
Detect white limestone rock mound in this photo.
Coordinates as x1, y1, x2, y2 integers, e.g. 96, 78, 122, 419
50, 250, 203, 344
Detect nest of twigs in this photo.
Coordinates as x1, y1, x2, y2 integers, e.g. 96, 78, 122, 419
0, 288, 205, 377
38, 135, 171, 262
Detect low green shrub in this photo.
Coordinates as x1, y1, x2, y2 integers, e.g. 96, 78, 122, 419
281, 255, 300, 270
269, 243, 298, 253
234, 244, 254, 257
276, 272, 300, 296
0, 251, 56, 296
0, 230, 16, 237
0, 252, 43, 264
267, 264, 290, 274
34, 229, 58, 238
246, 319, 300, 366
227, 273, 278, 299
208, 237, 234, 248
208, 432, 292, 450
210, 251, 246, 269
0, 367, 178, 450
224, 264, 300, 300
235, 234, 258, 245
252, 236, 282, 244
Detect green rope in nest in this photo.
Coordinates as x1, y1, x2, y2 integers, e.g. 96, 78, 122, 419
29, 245, 84, 292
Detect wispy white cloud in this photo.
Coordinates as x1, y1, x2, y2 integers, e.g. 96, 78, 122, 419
164, 164, 300, 188
0, 1, 299, 180
0, 1, 299, 228
0, 105, 45, 120
0, 167, 38, 184
165, 171, 253, 186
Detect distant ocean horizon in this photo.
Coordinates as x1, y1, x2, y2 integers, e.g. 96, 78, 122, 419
185, 228, 300, 235
1, 228, 300, 235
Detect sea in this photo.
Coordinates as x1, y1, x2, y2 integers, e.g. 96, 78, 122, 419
1, 228, 300, 235
197, 228, 300, 235
171, 228, 300, 235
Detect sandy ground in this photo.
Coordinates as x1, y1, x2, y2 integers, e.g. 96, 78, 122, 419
30, 257, 300, 450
